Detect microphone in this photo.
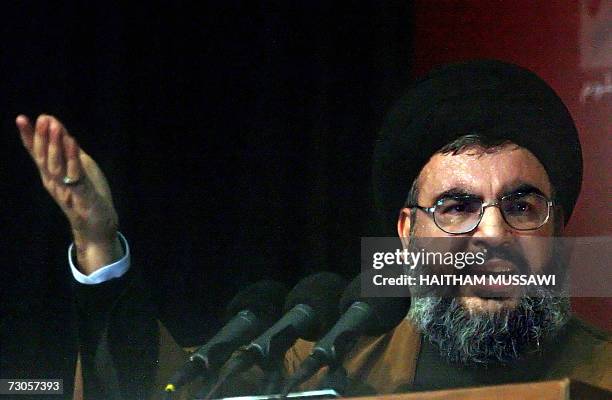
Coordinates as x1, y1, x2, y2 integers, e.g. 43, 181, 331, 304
212, 272, 347, 393
281, 274, 410, 395
164, 280, 288, 394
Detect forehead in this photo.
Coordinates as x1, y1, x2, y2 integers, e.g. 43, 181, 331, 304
417, 145, 552, 201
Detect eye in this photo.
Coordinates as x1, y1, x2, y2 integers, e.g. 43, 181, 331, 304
438, 198, 480, 215
504, 201, 530, 214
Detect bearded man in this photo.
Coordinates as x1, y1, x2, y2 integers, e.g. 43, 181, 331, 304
285, 60, 610, 394
16, 60, 610, 399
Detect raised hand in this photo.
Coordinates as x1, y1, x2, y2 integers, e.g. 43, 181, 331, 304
16, 114, 123, 274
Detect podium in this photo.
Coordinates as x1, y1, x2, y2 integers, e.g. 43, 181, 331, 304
354, 379, 610, 400
217, 380, 610, 400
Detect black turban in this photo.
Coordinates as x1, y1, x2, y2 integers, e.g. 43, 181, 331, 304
372, 60, 582, 234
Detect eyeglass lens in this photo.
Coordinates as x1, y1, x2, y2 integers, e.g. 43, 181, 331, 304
433, 193, 549, 233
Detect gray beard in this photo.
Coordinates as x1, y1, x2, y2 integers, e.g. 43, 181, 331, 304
408, 291, 570, 365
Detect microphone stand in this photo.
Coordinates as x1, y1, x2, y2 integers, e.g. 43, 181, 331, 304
318, 364, 348, 396
261, 365, 284, 395
191, 374, 218, 399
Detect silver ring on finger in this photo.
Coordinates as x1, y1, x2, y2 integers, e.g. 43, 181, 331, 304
62, 175, 83, 186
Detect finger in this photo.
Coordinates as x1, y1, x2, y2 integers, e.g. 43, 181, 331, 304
16, 115, 35, 153
63, 134, 82, 181
47, 118, 65, 178
33, 115, 50, 169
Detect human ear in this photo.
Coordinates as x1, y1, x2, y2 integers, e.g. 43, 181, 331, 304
397, 208, 413, 248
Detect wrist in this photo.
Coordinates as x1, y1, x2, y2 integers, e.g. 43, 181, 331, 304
73, 232, 124, 275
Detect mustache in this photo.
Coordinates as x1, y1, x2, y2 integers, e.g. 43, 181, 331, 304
468, 245, 530, 274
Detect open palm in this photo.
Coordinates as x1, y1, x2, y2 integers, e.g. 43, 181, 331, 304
16, 114, 122, 273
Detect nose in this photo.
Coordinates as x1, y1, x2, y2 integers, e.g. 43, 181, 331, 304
471, 204, 513, 246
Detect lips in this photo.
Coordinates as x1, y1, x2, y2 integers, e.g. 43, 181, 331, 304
466, 258, 521, 298
469, 258, 520, 275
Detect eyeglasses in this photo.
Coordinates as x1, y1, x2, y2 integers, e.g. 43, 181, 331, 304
407, 192, 553, 234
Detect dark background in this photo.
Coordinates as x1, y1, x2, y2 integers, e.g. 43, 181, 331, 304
0, 1, 414, 392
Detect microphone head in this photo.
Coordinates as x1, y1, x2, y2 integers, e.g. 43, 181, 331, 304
339, 274, 410, 335
225, 280, 289, 326
284, 272, 348, 341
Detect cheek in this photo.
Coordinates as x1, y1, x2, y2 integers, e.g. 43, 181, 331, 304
413, 215, 447, 237
518, 237, 554, 273
512, 213, 556, 272
532, 214, 555, 236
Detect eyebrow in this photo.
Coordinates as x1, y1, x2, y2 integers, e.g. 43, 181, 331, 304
434, 188, 481, 202
501, 183, 546, 198
433, 183, 547, 203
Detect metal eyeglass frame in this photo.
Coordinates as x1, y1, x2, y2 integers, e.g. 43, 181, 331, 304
406, 193, 554, 235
